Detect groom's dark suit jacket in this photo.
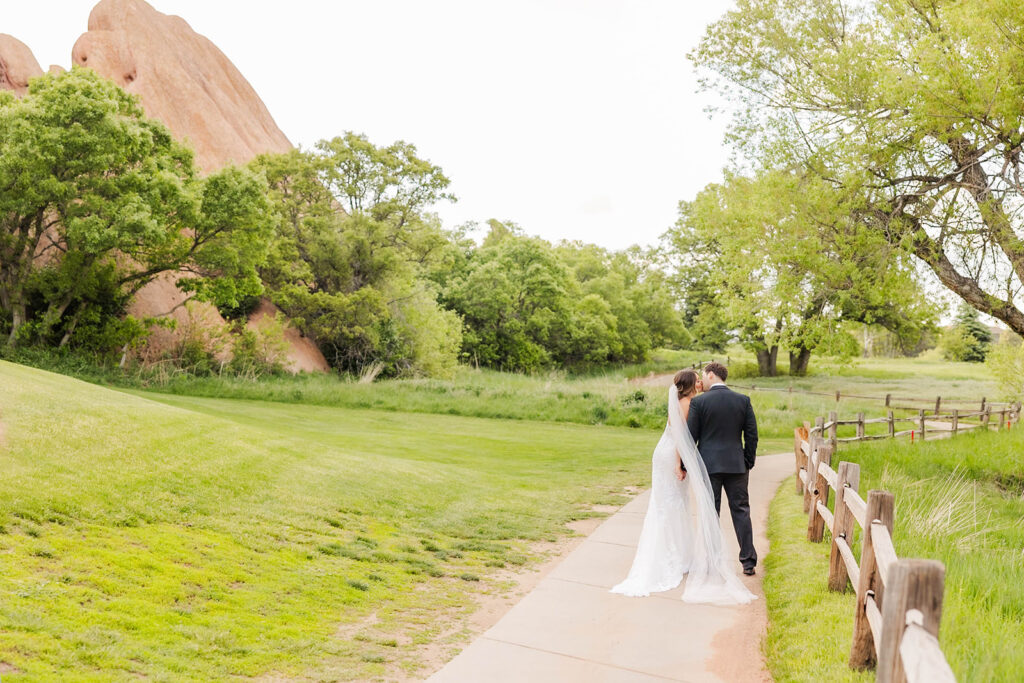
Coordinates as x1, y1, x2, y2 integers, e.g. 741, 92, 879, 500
686, 385, 758, 474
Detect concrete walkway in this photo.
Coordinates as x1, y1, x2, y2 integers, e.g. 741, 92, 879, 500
429, 453, 792, 682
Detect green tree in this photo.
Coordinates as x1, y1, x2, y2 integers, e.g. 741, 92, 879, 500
669, 170, 934, 375
691, 0, 1024, 339
942, 305, 991, 362
251, 135, 461, 377
0, 68, 273, 351
444, 230, 575, 371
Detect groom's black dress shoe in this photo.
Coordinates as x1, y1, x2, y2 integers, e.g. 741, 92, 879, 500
743, 566, 755, 576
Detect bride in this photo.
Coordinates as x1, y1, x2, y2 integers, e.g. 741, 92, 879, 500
610, 369, 755, 605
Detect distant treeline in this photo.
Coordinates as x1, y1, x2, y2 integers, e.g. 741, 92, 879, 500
0, 68, 690, 378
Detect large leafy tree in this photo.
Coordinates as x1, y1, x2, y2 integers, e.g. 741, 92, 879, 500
669, 170, 934, 375
251, 135, 461, 377
692, 0, 1024, 338
444, 229, 576, 371
442, 226, 690, 372
0, 68, 272, 349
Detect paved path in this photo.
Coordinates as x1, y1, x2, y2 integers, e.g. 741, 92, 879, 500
429, 453, 792, 683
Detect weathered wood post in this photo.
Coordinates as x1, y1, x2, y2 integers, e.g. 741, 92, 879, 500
876, 559, 946, 683
951, 409, 958, 435
794, 428, 806, 495
836, 390, 841, 403
935, 396, 941, 414
1000, 407, 1007, 430
888, 410, 895, 438
983, 405, 991, 430
857, 412, 865, 440
805, 424, 821, 513
885, 393, 892, 407
850, 490, 896, 670
807, 443, 833, 542
828, 461, 860, 591
918, 409, 927, 441
828, 410, 838, 450
980, 396, 986, 412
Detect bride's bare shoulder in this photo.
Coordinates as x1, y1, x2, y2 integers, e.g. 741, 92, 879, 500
679, 396, 691, 419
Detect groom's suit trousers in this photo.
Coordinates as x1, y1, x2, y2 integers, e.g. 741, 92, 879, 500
709, 471, 757, 570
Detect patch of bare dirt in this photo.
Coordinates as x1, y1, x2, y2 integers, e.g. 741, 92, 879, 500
0, 661, 23, 675
707, 583, 772, 682
630, 371, 674, 387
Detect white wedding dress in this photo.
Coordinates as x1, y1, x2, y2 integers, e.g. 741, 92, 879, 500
610, 385, 756, 605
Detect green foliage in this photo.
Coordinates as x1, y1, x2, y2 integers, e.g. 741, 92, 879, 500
667, 170, 935, 377
690, 0, 1024, 342
442, 226, 689, 372
0, 68, 274, 353
228, 315, 290, 378
251, 137, 460, 378
985, 335, 1024, 400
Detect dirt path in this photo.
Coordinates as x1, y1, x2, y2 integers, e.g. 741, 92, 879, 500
427, 453, 792, 682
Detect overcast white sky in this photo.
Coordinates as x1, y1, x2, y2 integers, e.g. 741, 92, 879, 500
6, 0, 734, 251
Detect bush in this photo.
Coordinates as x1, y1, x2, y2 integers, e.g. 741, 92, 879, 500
228, 314, 290, 378
985, 336, 1024, 400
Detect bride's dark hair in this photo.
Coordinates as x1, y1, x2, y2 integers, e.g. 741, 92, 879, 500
673, 369, 698, 397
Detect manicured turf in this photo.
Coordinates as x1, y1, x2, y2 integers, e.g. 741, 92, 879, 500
0, 361, 654, 679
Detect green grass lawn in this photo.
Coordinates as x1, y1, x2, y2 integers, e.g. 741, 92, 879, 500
0, 361, 656, 680
764, 427, 1024, 682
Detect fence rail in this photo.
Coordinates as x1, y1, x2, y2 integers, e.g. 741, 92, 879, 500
794, 428, 957, 682
805, 403, 1020, 448
686, 360, 1015, 412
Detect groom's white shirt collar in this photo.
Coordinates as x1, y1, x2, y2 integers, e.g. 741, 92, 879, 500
709, 383, 728, 389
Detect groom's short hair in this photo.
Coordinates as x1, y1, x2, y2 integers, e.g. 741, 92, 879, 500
704, 362, 728, 381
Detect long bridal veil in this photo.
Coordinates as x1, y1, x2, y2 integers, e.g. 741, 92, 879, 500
668, 385, 756, 605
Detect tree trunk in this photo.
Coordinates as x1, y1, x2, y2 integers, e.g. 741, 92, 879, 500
58, 306, 85, 349
756, 345, 779, 376
789, 347, 812, 376
6, 304, 25, 347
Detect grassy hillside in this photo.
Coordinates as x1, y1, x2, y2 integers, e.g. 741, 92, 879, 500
763, 426, 1024, 682
0, 361, 655, 680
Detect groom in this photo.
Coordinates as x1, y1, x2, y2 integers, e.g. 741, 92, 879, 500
686, 362, 759, 575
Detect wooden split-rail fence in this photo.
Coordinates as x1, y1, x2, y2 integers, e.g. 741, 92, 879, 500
792, 422, 965, 683
810, 402, 1021, 446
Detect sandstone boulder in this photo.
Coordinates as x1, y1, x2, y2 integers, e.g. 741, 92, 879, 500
72, 0, 292, 172
0, 34, 43, 96
68, 0, 328, 372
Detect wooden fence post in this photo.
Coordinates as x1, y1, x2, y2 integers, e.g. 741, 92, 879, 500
980, 396, 986, 412
888, 410, 895, 438
857, 412, 865, 440
951, 409, 958, 435
935, 396, 941, 414
850, 490, 896, 670
828, 410, 838, 449
836, 390, 841, 403
876, 559, 946, 683
999, 407, 1006, 430
983, 406, 991, 430
828, 461, 860, 591
807, 443, 833, 542
918, 409, 927, 441
794, 428, 806, 495
803, 434, 818, 513
885, 393, 892, 407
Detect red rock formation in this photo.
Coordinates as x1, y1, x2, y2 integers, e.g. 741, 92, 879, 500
72, 0, 292, 172
0, 34, 43, 96
68, 0, 329, 372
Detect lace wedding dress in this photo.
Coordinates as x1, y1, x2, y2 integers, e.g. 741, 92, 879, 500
610, 385, 756, 605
